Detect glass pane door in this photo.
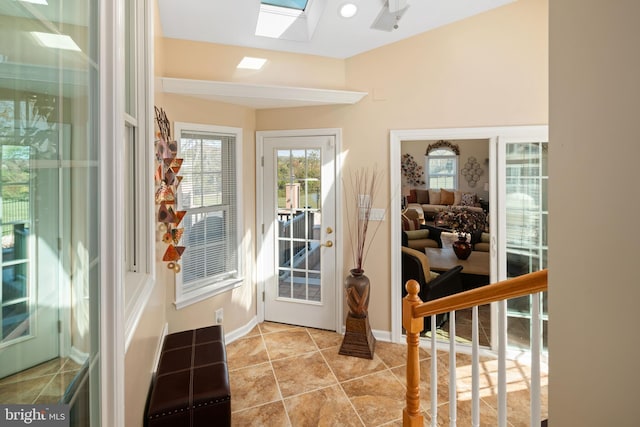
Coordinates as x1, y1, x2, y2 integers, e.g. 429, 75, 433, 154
276, 148, 322, 302
262, 134, 337, 331
503, 141, 548, 350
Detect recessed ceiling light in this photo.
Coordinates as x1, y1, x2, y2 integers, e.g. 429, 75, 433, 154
18, 0, 48, 4
237, 57, 267, 70
31, 32, 81, 51
339, 3, 358, 18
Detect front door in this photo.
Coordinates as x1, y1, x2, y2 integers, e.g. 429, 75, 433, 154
260, 134, 337, 330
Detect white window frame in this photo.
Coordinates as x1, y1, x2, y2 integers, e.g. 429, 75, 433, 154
122, 0, 155, 350
425, 148, 459, 189
173, 122, 244, 309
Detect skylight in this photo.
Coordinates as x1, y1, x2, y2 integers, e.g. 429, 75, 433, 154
261, 0, 308, 11
237, 57, 267, 70
30, 32, 81, 51
255, 0, 325, 41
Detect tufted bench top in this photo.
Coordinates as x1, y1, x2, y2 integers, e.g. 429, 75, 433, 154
146, 325, 231, 427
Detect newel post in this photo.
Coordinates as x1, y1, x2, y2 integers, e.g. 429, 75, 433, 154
402, 279, 424, 427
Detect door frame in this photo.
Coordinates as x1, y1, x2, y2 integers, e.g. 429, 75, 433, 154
389, 125, 548, 345
256, 128, 344, 331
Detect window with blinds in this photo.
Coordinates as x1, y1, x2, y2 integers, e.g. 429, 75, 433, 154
175, 125, 243, 306
425, 148, 458, 189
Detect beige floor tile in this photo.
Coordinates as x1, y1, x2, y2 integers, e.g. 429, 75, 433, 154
272, 351, 337, 398
0, 374, 56, 404
0, 358, 64, 386
263, 329, 317, 361
229, 362, 281, 412
431, 398, 500, 426
321, 347, 386, 383
341, 370, 406, 427
307, 328, 344, 350
259, 322, 301, 335
375, 340, 430, 369
226, 335, 270, 371
232, 401, 290, 427
284, 384, 363, 427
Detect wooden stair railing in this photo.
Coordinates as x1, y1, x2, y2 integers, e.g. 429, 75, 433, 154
401, 269, 548, 427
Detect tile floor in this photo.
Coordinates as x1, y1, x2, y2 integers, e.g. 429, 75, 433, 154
227, 322, 547, 426
0, 357, 82, 404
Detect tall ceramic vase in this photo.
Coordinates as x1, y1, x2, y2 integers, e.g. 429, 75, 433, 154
345, 268, 370, 318
340, 268, 376, 359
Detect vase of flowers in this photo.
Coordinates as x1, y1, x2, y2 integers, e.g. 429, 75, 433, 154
438, 207, 487, 260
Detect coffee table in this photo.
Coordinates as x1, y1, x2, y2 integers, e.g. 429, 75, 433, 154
424, 247, 490, 289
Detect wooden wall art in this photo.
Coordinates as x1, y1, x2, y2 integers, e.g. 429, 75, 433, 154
154, 107, 185, 272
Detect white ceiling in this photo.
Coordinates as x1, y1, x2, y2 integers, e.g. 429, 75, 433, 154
158, 0, 516, 59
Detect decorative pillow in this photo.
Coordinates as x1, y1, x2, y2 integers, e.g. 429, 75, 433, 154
453, 190, 463, 206
404, 229, 430, 240
406, 189, 417, 204
401, 214, 420, 231
440, 189, 454, 205
415, 189, 429, 204
428, 189, 441, 205
461, 192, 476, 206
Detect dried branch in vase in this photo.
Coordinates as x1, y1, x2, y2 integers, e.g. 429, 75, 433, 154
344, 167, 386, 272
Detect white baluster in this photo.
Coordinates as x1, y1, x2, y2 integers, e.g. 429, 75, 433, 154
431, 314, 438, 427
531, 293, 541, 427
472, 305, 480, 427
449, 310, 457, 427
498, 300, 507, 427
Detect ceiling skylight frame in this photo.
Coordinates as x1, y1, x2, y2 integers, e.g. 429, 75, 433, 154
261, 0, 309, 11
255, 0, 326, 41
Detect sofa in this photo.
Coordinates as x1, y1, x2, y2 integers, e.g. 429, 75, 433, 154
406, 188, 483, 221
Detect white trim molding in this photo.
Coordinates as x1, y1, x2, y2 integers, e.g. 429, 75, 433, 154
159, 77, 368, 110
390, 125, 549, 345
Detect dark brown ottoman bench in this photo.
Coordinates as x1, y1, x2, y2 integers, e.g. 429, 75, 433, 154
146, 325, 231, 427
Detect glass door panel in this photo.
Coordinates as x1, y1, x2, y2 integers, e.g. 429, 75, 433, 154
503, 141, 548, 351
276, 149, 322, 304
0, 0, 101, 423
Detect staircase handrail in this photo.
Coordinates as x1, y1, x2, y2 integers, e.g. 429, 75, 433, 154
402, 269, 548, 426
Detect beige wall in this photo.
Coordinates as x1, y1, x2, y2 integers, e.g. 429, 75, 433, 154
156, 93, 257, 334
549, 0, 640, 425
257, 0, 548, 331
162, 38, 348, 89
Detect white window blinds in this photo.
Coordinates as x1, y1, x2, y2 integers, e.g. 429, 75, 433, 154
178, 131, 239, 292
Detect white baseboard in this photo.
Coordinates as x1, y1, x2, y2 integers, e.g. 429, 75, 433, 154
69, 346, 89, 366
151, 323, 169, 375
224, 317, 259, 345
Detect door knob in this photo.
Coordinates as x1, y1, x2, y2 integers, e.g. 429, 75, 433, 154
321, 241, 333, 248
326, 227, 333, 234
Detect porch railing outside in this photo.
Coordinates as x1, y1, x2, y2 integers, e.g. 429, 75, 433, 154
402, 269, 548, 427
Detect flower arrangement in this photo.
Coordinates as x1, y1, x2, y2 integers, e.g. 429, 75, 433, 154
401, 153, 425, 187
438, 207, 487, 238
344, 167, 385, 272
